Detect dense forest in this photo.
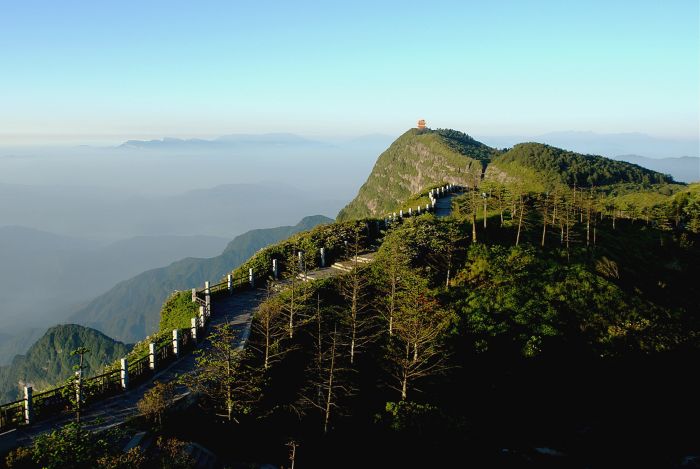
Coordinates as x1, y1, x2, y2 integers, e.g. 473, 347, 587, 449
492, 142, 671, 187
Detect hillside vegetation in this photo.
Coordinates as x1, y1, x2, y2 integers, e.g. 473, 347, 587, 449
4, 127, 699, 468
340, 128, 675, 221
337, 129, 497, 220
142, 187, 699, 466
142, 130, 695, 467
486, 142, 671, 189
0, 325, 130, 403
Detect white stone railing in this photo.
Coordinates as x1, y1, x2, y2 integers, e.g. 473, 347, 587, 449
384, 183, 463, 224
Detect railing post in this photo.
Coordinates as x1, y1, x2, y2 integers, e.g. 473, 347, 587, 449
399, 209, 403, 218
191, 288, 197, 302
23, 386, 32, 425
205, 294, 211, 318
408, 208, 412, 216
149, 343, 156, 371
172, 329, 180, 358
191, 317, 198, 343
75, 371, 82, 421
227, 274, 232, 292
298, 251, 303, 271
426, 203, 429, 212
249, 268, 254, 288
320, 248, 326, 268
120, 358, 129, 391
272, 259, 278, 279
199, 306, 205, 327
204, 281, 210, 296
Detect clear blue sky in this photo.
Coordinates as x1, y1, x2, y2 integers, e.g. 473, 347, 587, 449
0, 0, 697, 143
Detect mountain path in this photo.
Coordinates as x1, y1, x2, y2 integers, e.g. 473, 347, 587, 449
4, 197, 456, 448
6, 255, 378, 447
435, 192, 459, 217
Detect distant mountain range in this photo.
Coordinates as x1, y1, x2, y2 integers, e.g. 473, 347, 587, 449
119, 132, 326, 149
68, 215, 332, 343
612, 154, 699, 183
478, 130, 698, 159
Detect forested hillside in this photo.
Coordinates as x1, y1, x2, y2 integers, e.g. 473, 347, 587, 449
5, 129, 698, 467
142, 130, 696, 467
0, 325, 129, 403
140, 180, 699, 466
339, 128, 673, 221
487, 142, 671, 189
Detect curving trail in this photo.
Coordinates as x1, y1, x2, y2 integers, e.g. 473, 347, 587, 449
3, 196, 456, 449
5, 260, 364, 447
434, 192, 459, 218
6, 288, 264, 448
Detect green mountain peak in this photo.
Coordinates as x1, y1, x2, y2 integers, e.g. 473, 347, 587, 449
338, 127, 675, 221
0, 324, 129, 403
337, 128, 498, 220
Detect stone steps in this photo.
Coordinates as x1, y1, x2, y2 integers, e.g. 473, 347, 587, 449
331, 262, 352, 272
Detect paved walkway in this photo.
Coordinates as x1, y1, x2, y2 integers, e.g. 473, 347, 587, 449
7, 288, 265, 448
435, 192, 460, 218
2, 200, 452, 449
4, 254, 376, 448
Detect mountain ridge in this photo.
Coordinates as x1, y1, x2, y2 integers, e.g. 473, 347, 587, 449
337, 128, 498, 220
338, 128, 673, 220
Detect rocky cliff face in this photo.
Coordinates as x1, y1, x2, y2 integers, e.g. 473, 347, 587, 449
337, 129, 495, 220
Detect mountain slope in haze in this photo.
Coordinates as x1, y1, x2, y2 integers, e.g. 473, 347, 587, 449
0, 324, 129, 403
0, 226, 228, 342
0, 329, 45, 367
0, 182, 344, 241
337, 128, 498, 220
613, 155, 699, 183
68, 215, 332, 343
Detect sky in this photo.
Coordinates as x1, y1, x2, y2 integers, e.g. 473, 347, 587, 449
0, 0, 698, 144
